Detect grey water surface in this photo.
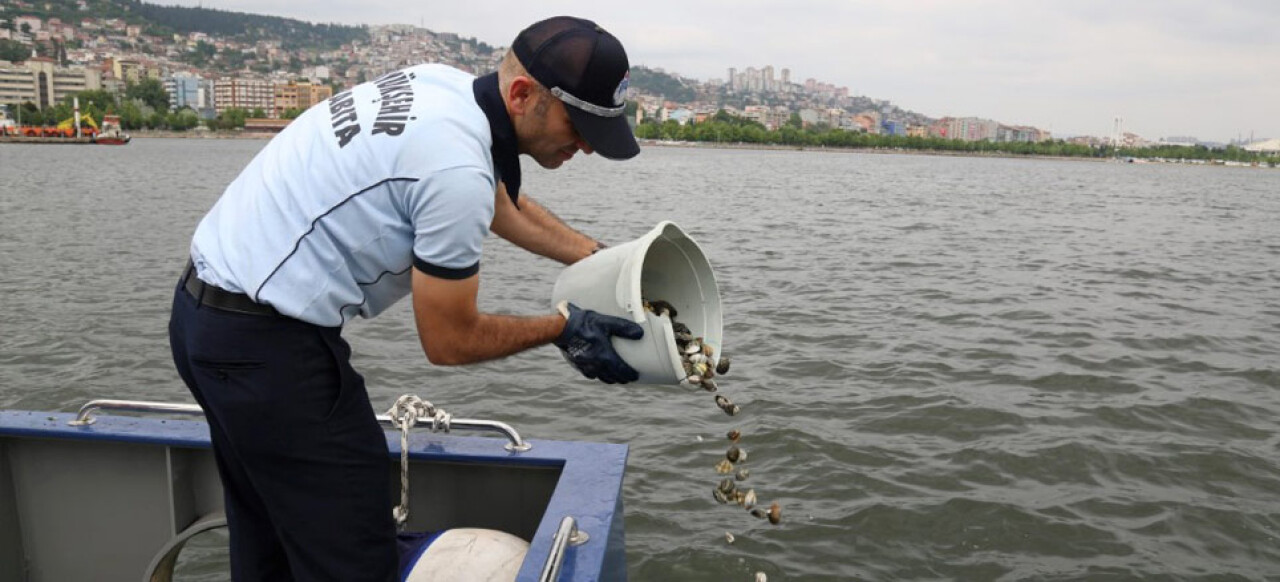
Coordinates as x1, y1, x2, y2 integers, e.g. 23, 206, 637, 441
2, 140, 1279, 581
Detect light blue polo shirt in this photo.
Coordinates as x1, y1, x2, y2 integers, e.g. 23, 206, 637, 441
190, 64, 516, 327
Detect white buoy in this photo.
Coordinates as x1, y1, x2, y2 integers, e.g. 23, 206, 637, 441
403, 528, 529, 582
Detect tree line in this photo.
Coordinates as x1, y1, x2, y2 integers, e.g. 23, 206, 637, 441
1, 39, 31, 62
5, 0, 365, 50
630, 67, 698, 103
633, 111, 1276, 164
132, 2, 365, 50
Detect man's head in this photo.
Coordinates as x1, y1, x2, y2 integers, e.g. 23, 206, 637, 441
500, 16, 639, 168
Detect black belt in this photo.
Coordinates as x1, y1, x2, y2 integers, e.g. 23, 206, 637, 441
183, 261, 282, 317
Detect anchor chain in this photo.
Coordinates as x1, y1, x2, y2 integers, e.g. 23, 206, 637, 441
385, 394, 452, 530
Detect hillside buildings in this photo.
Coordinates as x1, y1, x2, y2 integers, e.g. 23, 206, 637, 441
1, 16, 496, 121
0, 14, 1119, 144
675, 64, 1049, 142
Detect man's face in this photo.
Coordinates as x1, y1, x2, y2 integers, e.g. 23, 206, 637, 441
519, 88, 593, 169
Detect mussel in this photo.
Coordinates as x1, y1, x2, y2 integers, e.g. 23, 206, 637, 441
716, 355, 731, 375
714, 394, 740, 415
648, 300, 677, 318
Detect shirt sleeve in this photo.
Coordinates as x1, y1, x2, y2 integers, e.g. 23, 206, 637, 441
408, 165, 495, 279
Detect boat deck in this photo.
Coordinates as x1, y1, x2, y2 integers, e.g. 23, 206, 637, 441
0, 408, 628, 581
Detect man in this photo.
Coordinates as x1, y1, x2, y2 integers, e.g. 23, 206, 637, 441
169, 16, 643, 581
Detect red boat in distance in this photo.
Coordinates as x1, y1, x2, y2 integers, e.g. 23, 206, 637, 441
94, 114, 131, 145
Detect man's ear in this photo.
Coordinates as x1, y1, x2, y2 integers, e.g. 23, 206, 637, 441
507, 75, 538, 116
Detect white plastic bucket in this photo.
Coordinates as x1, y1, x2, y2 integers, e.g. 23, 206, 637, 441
551, 221, 723, 386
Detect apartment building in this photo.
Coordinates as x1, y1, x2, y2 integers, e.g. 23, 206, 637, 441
165, 71, 213, 113
272, 80, 332, 117
213, 76, 273, 114
0, 58, 102, 109
930, 117, 1000, 142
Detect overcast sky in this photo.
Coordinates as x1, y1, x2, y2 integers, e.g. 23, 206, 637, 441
165, 0, 1279, 142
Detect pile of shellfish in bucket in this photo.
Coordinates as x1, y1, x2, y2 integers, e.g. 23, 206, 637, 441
644, 300, 782, 530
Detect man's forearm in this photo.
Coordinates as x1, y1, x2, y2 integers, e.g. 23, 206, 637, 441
491, 187, 599, 264
421, 312, 565, 365
519, 195, 599, 262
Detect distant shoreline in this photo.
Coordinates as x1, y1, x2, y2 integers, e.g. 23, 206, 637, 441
126, 132, 1274, 168
638, 139, 1105, 163
132, 129, 270, 140
126, 131, 1097, 162
637, 139, 1277, 168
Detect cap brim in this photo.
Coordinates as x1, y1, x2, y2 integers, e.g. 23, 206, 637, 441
565, 106, 640, 160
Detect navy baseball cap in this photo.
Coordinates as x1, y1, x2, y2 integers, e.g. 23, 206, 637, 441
513, 16, 640, 160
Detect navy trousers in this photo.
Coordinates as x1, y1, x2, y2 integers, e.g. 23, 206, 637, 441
169, 279, 397, 582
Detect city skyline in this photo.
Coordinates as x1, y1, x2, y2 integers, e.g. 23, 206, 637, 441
145, 0, 1280, 144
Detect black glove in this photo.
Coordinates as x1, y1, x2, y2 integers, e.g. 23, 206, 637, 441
554, 302, 645, 384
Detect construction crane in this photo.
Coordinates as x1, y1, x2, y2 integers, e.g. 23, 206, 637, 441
56, 112, 99, 137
